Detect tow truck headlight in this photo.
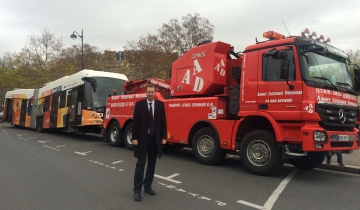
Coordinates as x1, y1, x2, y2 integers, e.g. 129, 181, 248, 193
314, 131, 327, 142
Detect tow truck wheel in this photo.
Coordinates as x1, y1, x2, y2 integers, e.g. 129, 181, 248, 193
108, 122, 124, 147
288, 153, 325, 170
240, 130, 283, 176
124, 122, 134, 150
192, 127, 226, 165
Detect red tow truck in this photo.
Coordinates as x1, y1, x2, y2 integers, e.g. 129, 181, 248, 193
103, 29, 360, 175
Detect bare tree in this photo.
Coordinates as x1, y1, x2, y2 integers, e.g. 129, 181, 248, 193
124, 13, 214, 80
19, 29, 64, 70
158, 13, 214, 55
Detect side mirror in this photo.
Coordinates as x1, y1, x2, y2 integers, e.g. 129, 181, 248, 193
354, 69, 360, 91
264, 49, 285, 59
280, 59, 289, 80
83, 77, 97, 90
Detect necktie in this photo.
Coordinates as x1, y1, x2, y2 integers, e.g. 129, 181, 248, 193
149, 103, 154, 137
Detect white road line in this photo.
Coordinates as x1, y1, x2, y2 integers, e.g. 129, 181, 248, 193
56, 145, 66, 147
167, 173, 180, 179
155, 173, 182, 184
262, 169, 299, 210
237, 200, 262, 209
75, 151, 92, 156
38, 140, 51, 143
112, 160, 124, 164
17, 134, 27, 136
26, 137, 35, 140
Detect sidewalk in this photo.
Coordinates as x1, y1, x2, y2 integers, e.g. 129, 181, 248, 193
318, 149, 360, 174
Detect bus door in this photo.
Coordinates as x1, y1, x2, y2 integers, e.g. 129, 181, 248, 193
4, 99, 12, 122
19, 99, 28, 126
67, 89, 77, 128
50, 93, 60, 128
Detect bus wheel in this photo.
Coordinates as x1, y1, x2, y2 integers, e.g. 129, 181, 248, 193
124, 122, 133, 150
240, 130, 283, 176
36, 118, 43, 133
108, 122, 124, 147
192, 127, 226, 165
288, 153, 325, 170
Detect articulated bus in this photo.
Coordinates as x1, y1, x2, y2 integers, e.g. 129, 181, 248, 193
3, 89, 36, 128
4, 70, 128, 134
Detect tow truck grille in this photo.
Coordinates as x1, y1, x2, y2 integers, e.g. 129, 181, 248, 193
315, 104, 357, 131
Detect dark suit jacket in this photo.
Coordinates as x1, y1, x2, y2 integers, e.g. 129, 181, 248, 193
132, 98, 167, 159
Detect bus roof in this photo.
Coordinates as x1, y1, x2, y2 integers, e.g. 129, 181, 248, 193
38, 69, 128, 96
5, 89, 35, 99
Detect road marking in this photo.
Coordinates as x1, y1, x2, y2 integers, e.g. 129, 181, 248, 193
112, 160, 124, 164
19, 137, 35, 141
155, 173, 182, 184
17, 134, 27, 136
236, 168, 299, 210
56, 145, 66, 147
167, 173, 180, 179
43, 145, 60, 151
158, 182, 227, 206
75, 151, 92, 156
237, 200, 262, 209
262, 168, 299, 210
38, 140, 51, 143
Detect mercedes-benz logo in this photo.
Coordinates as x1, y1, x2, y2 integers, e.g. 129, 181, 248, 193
338, 109, 346, 124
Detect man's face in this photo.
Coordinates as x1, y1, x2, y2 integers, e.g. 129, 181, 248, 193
146, 87, 155, 101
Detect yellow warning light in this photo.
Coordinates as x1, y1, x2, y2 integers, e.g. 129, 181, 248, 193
263, 31, 285, 40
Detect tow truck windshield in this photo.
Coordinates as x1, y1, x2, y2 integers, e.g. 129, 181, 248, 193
300, 45, 353, 92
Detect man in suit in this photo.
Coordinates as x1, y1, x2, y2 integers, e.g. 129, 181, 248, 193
132, 84, 167, 201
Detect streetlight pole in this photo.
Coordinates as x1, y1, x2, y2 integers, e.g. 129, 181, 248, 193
70, 29, 84, 70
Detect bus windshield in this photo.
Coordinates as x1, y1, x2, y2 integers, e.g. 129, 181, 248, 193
90, 77, 126, 108
300, 45, 352, 89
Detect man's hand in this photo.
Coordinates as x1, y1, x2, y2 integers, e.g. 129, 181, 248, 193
132, 140, 138, 146
162, 139, 166, 144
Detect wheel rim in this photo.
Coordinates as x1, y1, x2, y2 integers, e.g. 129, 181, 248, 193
246, 140, 271, 166
197, 135, 215, 157
126, 128, 132, 145
110, 126, 118, 143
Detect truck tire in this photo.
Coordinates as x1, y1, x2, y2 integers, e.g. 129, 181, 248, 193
108, 122, 124, 147
192, 127, 226, 165
240, 130, 283, 176
124, 122, 134, 150
288, 153, 325, 170
103, 132, 109, 143
36, 118, 43, 133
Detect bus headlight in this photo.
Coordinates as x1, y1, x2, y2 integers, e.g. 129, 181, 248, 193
314, 131, 327, 142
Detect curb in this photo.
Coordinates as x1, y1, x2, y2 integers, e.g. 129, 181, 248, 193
317, 164, 360, 174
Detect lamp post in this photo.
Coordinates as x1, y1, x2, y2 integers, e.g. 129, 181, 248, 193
70, 29, 84, 70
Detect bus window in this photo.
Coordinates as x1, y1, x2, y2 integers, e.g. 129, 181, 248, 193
59, 91, 66, 108
43, 96, 50, 111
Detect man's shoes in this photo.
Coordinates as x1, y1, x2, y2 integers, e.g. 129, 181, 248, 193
134, 192, 141, 201
338, 160, 344, 166
144, 188, 156, 195
326, 159, 330, 164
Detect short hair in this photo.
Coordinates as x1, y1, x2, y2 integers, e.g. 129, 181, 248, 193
146, 83, 156, 91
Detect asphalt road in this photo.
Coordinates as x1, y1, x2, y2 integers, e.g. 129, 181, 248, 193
1, 123, 360, 210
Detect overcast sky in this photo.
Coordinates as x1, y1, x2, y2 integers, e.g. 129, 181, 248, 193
1, 0, 359, 56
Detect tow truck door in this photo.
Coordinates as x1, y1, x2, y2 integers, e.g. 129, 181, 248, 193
257, 46, 303, 121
